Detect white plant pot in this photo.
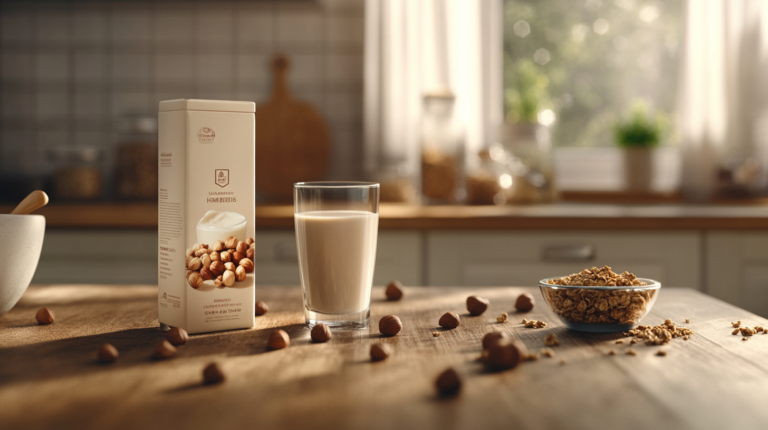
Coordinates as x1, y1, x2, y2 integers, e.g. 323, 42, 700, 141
623, 148, 654, 191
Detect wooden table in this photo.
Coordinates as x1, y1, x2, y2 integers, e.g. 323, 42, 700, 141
1, 285, 767, 430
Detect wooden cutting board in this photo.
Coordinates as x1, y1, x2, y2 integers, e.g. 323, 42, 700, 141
255, 55, 331, 201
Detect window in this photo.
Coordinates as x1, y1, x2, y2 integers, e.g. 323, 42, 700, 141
503, 0, 683, 147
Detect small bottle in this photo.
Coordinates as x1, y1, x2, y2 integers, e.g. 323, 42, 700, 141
466, 146, 513, 205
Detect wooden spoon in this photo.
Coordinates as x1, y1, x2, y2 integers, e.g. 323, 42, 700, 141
11, 190, 49, 215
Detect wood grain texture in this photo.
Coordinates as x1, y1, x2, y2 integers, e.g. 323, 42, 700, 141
1, 285, 767, 430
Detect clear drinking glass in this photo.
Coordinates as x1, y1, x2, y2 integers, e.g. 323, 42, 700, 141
294, 182, 380, 329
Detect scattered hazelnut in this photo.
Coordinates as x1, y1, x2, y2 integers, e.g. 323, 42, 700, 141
210, 261, 225, 276
203, 362, 226, 384
235, 265, 247, 282
236, 241, 248, 254
210, 251, 220, 262
385, 281, 404, 301
379, 315, 403, 336
482, 331, 507, 349
435, 367, 462, 396
232, 252, 245, 264
268, 330, 290, 349
246, 237, 255, 246
187, 257, 202, 271
225, 236, 239, 249
685, 318, 690, 323
255, 301, 269, 316
311, 323, 332, 342
97, 343, 119, 363
370, 344, 391, 361
35, 307, 55, 325
439, 312, 460, 329
200, 253, 211, 269
220, 251, 232, 263
246, 248, 255, 260
211, 241, 225, 252
187, 272, 203, 289
167, 327, 189, 346
152, 340, 178, 360
199, 267, 213, 281
466, 296, 489, 316
515, 293, 535, 312
485, 339, 527, 371
239, 258, 254, 273
224, 262, 236, 272
222, 270, 235, 287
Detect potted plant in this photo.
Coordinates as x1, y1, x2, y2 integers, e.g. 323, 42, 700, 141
613, 102, 669, 191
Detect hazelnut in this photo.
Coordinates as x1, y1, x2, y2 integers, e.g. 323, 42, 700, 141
194, 248, 210, 258
152, 340, 178, 360
220, 251, 232, 263
247, 248, 255, 259
186, 248, 195, 257
311, 323, 332, 342
482, 331, 507, 349
250, 242, 255, 250
203, 362, 226, 384
210, 261, 225, 276
167, 327, 189, 346
225, 236, 239, 249
232, 251, 245, 264
435, 367, 462, 396
515, 293, 535, 312
214, 276, 223, 288
211, 241, 225, 252
385, 281, 404, 301
268, 329, 290, 349
199, 267, 213, 281
97, 343, 119, 363
235, 265, 246, 281
222, 270, 235, 287
439, 312, 460, 329
239, 258, 254, 273
236, 241, 248, 254
191, 243, 201, 251
255, 301, 269, 316
185, 255, 194, 267
370, 344, 391, 361
466, 296, 489, 316
485, 339, 527, 371
35, 307, 55, 325
224, 262, 236, 272
379, 315, 403, 336
188, 257, 202, 271
210, 251, 220, 262
246, 237, 255, 246
187, 272, 203, 289
200, 253, 211, 269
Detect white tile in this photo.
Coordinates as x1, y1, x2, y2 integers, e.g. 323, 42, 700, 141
196, 9, 234, 43
194, 85, 235, 101
154, 9, 194, 42
155, 53, 194, 80
1, 9, 34, 42
36, 12, 70, 42
325, 93, 362, 124
287, 54, 322, 87
74, 92, 105, 119
111, 92, 151, 116
325, 54, 363, 84
236, 53, 270, 80
73, 11, 107, 42
196, 53, 234, 80
1, 90, 33, 118
36, 52, 70, 80
74, 50, 106, 82
277, 11, 322, 43
0, 132, 32, 174
326, 15, 363, 44
36, 89, 69, 118
237, 9, 273, 43
73, 131, 105, 147
110, 10, 151, 43
1, 53, 33, 79
112, 53, 150, 79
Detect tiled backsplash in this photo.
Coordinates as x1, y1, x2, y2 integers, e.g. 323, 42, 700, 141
0, 0, 364, 190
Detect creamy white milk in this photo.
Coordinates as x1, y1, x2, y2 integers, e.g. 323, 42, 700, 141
196, 210, 247, 245
295, 210, 378, 314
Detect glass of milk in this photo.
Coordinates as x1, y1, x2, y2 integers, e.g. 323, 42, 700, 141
196, 210, 247, 245
294, 182, 380, 329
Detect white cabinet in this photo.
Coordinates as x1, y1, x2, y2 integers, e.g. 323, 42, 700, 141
706, 232, 768, 317
427, 231, 702, 289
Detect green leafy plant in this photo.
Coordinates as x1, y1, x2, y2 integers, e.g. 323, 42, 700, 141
504, 59, 550, 123
613, 102, 669, 148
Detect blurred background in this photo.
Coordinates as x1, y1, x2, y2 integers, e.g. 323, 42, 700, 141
1, 0, 768, 315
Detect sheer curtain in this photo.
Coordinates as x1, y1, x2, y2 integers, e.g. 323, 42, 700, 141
363, 0, 502, 176
679, 0, 768, 200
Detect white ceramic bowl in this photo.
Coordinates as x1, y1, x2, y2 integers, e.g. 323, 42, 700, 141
0, 214, 45, 316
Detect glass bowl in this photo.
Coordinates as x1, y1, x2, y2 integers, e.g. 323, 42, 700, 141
539, 278, 661, 333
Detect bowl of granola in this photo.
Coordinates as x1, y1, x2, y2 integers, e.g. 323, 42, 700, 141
539, 266, 661, 333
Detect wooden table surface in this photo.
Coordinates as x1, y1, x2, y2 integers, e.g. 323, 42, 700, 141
2, 285, 768, 430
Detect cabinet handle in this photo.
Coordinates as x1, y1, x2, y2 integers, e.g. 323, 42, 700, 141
542, 244, 595, 262
275, 242, 298, 262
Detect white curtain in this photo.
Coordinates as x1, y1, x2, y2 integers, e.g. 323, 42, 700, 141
364, 0, 502, 176
679, 0, 768, 200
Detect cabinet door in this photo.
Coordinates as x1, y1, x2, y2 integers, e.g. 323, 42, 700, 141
427, 231, 701, 289
255, 230, 423, 286
706, 232, 768, 317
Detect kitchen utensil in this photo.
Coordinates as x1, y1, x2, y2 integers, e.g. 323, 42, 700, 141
0, 213, 46, 316
10, 190, 49, 215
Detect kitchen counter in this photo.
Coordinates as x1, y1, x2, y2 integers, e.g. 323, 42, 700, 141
2, 285, 768, 430
2, 202, 768, 230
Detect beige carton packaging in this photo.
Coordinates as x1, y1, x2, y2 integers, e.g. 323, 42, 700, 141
158, 99, 255, 334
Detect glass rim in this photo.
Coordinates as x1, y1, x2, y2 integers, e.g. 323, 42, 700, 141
294, 181, 380, 189
538, 278, 661, 291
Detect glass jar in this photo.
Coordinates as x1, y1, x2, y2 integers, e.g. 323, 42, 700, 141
371, 157, 417, 203
114, 116, 158, 200
466, 145, 514, 205
48, 147, 104, 200
420, 90, 465, 204
500, 122, 557, 203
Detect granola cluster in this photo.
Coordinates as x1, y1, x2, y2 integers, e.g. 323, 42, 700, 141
730, 321, 765, 337
522, 318, 547, 328
624, 319, 694, 345
548, 266, 647, 287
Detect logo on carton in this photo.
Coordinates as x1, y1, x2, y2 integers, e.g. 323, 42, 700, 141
198, 127, 216, 144
162, 292, 167, 299
215, 169, 230, 187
